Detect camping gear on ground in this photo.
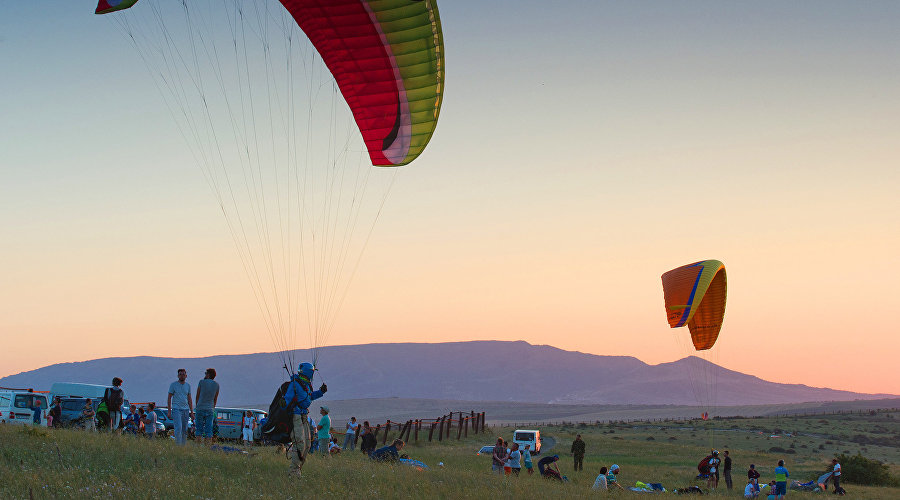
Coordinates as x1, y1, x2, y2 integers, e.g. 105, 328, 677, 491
673, 486, 704, 494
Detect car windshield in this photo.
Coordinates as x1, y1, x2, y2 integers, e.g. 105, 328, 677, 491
14, 395, 47, 409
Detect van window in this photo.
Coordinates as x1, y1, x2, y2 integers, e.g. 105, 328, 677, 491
0, 394, 10, 406
14, 395, 47, 409
217, 411, 230, 420
515, 432, 535, 441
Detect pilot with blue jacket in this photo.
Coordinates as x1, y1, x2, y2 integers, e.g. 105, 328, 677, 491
284, 362, 327, 476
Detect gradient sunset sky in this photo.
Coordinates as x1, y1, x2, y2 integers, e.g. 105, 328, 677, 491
2, 1, 898, 394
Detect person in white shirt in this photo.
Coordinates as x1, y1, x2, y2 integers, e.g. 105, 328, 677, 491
744, 480, 760, 498
344, 416, 359, 451
592, 466, 609, 490
505, 443, 521, 476
830, 458, 842, 492
241, 410, 256, 444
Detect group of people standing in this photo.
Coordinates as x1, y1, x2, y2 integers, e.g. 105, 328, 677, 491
490, 436, 533, 477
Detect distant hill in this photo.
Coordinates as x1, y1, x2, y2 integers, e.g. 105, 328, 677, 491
1, 341, 894, 407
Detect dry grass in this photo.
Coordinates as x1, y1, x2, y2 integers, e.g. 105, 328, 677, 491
1, 410, 897, 499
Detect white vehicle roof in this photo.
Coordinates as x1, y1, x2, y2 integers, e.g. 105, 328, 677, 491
50, 382, 110, 399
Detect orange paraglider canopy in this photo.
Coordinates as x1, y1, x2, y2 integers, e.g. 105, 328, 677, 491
661, 260, 727, 351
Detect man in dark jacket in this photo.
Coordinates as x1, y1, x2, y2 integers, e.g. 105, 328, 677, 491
723, 450, 733, 489
371, 439, 404, 462
571, 434, 586, 471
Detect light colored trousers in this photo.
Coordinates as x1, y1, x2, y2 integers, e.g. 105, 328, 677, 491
172, 409, 190, 445
343, 430, 356, 450
290, 414, 311, 473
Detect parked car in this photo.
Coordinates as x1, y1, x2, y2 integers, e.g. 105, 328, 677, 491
214, 407, 268, 441
152, 408, 194, 433
0, 389, 48, 426
476, 445, 495, 455
57, 397, 92, 428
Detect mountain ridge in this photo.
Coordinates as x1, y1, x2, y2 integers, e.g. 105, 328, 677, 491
1, 341, 893, 406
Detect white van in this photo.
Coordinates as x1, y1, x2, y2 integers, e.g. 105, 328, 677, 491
513, 429, 541, 455
0, 389, 48, 426
50, 382, 110, 401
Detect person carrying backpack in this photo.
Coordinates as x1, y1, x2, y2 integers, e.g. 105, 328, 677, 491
103, 377, 125, 433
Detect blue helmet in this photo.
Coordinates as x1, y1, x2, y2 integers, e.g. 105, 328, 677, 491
298, 362, 314, 379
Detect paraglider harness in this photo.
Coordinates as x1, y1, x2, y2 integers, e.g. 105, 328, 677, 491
260, 369, 314, 445
696, 455, 714, 479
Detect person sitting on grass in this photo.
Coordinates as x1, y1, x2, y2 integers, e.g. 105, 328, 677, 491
371, 439, 405, 463
537, 455, 562, 481
744, 478, 760, 499
329, 436, 342, 455
606, 464, 625, 491
592, 466, 609, 490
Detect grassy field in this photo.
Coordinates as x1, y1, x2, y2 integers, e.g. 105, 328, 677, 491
1, 410, 898, 499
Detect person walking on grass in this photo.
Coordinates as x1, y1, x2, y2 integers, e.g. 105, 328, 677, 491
491, 437, 508, 475
167, 368, 194, 445
344, 416, 359, 451
81, 399, 96, 432
829, 458, 844, 495
522, 444, 534, 475
103, 378, 125, 433
195, 368, 220, 445
774, 459, 790, 499
724, 450, 733, 490
592, 466, 609, 490
316, 406, 331, 457
571, 434, 586, 471
283, 362, 327, 477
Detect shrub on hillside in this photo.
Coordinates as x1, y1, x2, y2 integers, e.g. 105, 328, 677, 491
835, 453, 899, 487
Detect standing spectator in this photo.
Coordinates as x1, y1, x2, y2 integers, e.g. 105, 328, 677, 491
49, 396, 62, 428
592, 466, 609, 490
103, 377, 125, 433
505, 442, 522, 476
29, 397, 45, 427
829, 458, 843, 494
491, 437, 508, 475
343, 416, 359, 451
167, 368, 194, 445
571, 434, 586, 471
360, 423, 377, 456
195, 368, 220, 445
81, 399, 95, 432
724, 450, 733, 490
308, 414, 319, 453
707, 450, 721, 489
748, 463, 761, 491
143, 403, 158, 438
316, 406, 331, 457
241, 410, 256, 445
522, 444, 534, 475
774, 459, 790, 499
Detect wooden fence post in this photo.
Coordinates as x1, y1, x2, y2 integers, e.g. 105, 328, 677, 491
428, 421, 436, 442
438, 416, 444, 442
482, 412, 486, 433
457, 413, 463, 440
404, 420, 413, 442
414, 419, 420, 443
471, 410, 476, 432
464, 416, 468, 438
383, 420, 391, 445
